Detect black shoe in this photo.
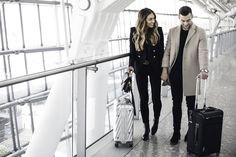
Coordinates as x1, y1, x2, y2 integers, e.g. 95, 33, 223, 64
170, 131, 180, 145
184, 132, 188, 142
142, 132, 149, 141
142, 123, 150, 141
151, 119, 159, 135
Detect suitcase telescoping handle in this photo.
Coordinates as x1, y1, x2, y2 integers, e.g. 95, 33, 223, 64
194, 77, 207, 110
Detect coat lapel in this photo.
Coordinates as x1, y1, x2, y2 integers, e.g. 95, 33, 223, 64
185, 24, 196, 47
175, 26, 181, 57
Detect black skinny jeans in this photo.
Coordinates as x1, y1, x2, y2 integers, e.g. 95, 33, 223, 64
135, 64, 162, 124
169, 70, 195, 132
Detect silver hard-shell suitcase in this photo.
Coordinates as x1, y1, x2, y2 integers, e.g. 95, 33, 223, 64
113, 96, 134, 147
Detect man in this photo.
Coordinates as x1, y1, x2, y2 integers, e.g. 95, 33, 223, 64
161, 6, 209, 145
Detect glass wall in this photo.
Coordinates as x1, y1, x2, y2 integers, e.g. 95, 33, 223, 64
0, 1, 72, 156
0, 0, 234, 156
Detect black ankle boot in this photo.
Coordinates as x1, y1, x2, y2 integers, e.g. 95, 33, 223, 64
142, 123, 150, 141
170, 131, 180, 145
151, 119, 159, 135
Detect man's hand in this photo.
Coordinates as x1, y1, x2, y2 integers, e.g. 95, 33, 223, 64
161, 67, 169, 81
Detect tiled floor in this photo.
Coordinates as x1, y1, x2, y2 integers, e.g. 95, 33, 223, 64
92, 47, 236, 157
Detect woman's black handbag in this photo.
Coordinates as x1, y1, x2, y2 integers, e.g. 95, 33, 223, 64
122, 74, 132, 93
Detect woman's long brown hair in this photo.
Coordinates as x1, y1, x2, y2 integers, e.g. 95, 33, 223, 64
133, 8, 160, 51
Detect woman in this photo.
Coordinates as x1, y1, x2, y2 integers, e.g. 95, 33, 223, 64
128, 8, 164, 141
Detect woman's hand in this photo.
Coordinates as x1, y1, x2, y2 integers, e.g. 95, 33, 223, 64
128, 66, 134, 77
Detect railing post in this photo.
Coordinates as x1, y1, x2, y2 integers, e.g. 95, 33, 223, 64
76, 67, 87, 157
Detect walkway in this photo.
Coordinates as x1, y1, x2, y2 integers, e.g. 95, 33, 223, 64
92, 47, 236, 157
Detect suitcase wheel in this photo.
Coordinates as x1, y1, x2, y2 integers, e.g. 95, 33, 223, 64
115, 142, 119, 148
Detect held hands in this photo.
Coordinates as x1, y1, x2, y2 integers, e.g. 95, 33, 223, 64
161, 69, 170, 86
197, 70, 209, 80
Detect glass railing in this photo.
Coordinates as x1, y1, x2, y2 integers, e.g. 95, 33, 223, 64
0, 53, 129, 157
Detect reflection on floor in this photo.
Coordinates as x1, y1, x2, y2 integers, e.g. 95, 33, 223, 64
92, 48, 236, 157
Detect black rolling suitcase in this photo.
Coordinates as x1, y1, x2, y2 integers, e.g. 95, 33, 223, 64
187, 79, 223, 156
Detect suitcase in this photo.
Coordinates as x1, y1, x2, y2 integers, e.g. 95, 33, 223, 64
187, 79, 224, 156
113, 95, 134, 147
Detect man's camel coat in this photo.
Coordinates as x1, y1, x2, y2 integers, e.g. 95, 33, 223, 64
162, 24, 208, 96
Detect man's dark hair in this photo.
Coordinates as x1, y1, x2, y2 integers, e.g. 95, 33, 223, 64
179, 6, 192, 16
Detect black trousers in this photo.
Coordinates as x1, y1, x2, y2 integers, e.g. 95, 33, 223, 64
169, 69, 195, 132
135, 64, 162, 124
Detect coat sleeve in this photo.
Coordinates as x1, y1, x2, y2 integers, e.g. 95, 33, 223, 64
129, 27, 136, 68
198, 28, 208, 70
162, 28, 171, 68
158, 27, 164, 61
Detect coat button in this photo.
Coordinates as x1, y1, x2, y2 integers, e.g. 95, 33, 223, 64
153, 56, 156, 58
153, 50, 156, 52
138, 55, 140, 58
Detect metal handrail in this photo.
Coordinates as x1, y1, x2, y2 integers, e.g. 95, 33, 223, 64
0, 53, 129, 88
0, 46, 65, 55
0, 90, 50, 110
209, 28, 236, 37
